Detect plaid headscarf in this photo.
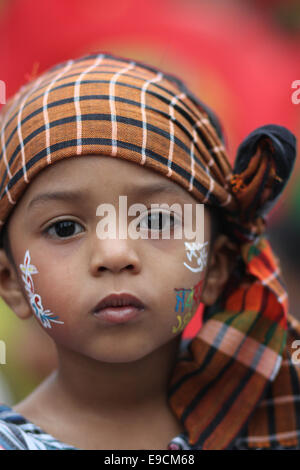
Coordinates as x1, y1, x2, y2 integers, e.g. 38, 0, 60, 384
0, 53, 298, 449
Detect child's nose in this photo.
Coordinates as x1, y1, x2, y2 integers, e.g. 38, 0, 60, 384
89, 237, 142, 276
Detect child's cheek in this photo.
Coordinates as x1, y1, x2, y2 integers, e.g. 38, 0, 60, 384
169, 240, 209, 335
19, 249, 65, 330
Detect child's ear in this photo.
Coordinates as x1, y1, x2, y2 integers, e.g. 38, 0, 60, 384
201, 234, 238, 306
0, 249, 32, 320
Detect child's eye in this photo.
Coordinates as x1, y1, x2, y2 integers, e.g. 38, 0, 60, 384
138, 211, 179, 232
44, 220, 84, 239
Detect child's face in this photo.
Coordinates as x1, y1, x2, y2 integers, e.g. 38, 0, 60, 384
6, 156, 212, 363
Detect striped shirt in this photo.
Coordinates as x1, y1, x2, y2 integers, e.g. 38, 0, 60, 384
0, 402, 298, 450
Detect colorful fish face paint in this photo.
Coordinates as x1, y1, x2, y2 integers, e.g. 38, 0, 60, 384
19, 250, 64, 329
172, 279, 204, 334
184, 241, 209, 273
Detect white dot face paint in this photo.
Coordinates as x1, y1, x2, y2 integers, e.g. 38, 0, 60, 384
19, 249, 64, 329
183, 241, 209, 273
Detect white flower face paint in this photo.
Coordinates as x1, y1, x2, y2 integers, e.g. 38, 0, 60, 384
183, 241, 209, 273
19, 249, 64, 329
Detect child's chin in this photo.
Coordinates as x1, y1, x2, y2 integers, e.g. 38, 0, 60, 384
86, 343, 157, 364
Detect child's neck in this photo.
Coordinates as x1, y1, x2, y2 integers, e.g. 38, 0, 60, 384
17, 334, 182, 416
13, 335, 184, 449
57, 335, 181, 412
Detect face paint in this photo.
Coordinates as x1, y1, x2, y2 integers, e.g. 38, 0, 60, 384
19, 249, 64, 329
172, 279, 204, 334
184, 241, 209, 273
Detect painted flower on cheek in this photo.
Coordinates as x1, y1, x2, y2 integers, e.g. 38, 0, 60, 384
19, 249, 64, 329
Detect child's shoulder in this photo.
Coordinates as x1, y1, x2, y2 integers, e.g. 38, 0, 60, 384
0, 404, 77, 450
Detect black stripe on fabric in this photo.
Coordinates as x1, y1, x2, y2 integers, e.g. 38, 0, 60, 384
54, 52, 191, 97
1, 138, 219, 207
45, 53, 166, 88
1, 95, 156, 163
287, 355, 300, 448
1, 112, 187, 191
1, 91, 209, 192
192, 287, 270, 448
1, 102, 202, 175
230, 420, 251, 450
0, 110, 209, 195
244, 159, 271, 221
1, 94, 206, 181
2, 74, 199, 135
69, 52, 217, 129
264, 383, 280, 448
75, 79, 198, 124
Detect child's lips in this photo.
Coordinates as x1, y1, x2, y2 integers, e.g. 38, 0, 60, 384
92, 293, 145, 324
93, 305, 145, 324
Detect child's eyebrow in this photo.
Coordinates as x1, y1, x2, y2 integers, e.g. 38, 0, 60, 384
132, 182, 192, 201
27, 182, 190, 211
27, 190, 89, 211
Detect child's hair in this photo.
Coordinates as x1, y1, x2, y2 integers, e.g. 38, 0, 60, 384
0, 218, 12, 264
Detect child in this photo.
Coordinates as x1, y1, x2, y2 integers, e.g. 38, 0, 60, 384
0, 52, 298, 450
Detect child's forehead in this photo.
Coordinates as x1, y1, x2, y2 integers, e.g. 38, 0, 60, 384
19, 154, 199, 207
